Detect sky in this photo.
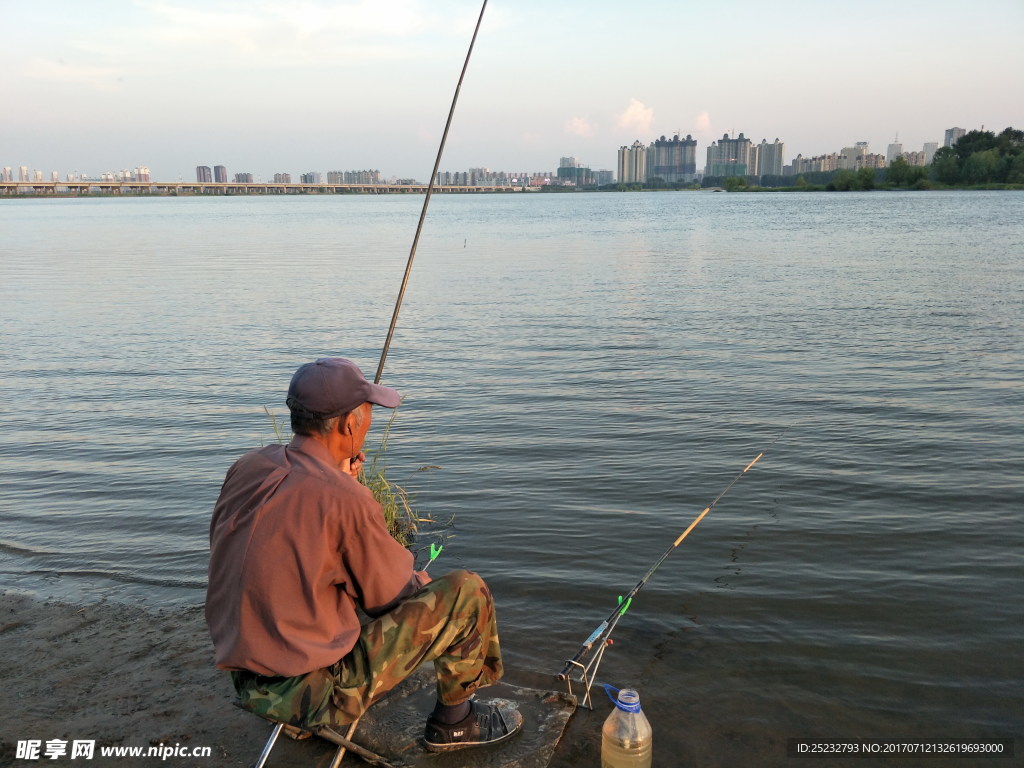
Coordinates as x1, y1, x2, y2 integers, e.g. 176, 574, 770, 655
3, 0, 1023, 181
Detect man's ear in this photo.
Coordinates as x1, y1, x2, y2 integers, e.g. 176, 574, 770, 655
339, 410, 356, 436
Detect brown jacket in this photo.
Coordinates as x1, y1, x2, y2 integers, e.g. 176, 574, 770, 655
205, 435, 424, 677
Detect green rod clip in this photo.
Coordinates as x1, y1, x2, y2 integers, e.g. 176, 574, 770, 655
617, 595, 632, 616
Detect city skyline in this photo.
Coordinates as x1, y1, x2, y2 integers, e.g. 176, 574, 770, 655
3, 1, 1022, 180
2, 126, 970, 187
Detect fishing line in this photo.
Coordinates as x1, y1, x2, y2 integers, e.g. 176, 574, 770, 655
374, 0, 489, 386
558, 426, 790, 708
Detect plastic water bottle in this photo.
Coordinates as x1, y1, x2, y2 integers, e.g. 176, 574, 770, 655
601, 686, 653, 768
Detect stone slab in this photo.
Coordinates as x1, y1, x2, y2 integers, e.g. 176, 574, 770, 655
346, 668, 577, 768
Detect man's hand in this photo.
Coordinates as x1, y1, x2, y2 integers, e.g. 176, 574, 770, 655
345, 451, 366, 478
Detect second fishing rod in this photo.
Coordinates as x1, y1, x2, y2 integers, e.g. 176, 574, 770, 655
558, 427, 790, 708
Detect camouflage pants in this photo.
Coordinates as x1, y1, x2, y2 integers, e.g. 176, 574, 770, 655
231, 569, 503, 729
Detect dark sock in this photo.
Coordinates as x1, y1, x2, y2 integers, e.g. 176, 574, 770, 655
431, 699, 472, 724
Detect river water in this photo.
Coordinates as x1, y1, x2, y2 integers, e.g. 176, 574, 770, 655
1, 191, 1021, 765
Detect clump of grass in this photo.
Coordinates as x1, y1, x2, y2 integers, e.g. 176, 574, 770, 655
262, 404, 439, 547
358, 404, 440, 547
263, 405, 288, 443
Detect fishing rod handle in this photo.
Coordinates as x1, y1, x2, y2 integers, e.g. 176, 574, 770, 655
557, 620, 609, 679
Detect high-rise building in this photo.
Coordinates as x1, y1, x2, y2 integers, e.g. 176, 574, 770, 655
886, 138, 903, 164
817, 154, 840, 172
705, 132, 753, 177
196, 165, 213, 182
755, 138, 785, 177
646, 134, 698, 182
335, 168, 385, 184
787, 153, 840, 175
468, 167, 490, 185
944, 127, 966, 147
2, 167, 12, 181
342, 170, 380, 184
214, 165, 228, 183
839, 143, 869, 170
19, 166, 29, 181
300, 172, 322, 184
923, 142, 939, 164
273, 173, 292, 183
234, 172, 253, 183
618, 140, 647, 183
556, 157, 593, 186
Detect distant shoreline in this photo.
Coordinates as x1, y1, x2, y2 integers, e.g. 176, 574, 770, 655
3, 181, 1022, 200
0, 180, 538, 198
593, 183, 1024, 193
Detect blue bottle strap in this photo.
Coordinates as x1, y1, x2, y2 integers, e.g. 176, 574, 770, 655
602, 683, 642, 712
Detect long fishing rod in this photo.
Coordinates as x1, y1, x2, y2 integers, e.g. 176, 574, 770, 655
557, 427, 789, 708
329, 9, 487, 766
374, 0, 489, 386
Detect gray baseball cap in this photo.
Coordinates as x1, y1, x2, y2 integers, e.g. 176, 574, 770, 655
286, 357, 400, 417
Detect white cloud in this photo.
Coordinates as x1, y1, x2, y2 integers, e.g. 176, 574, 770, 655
616, 98, 653, 136
564, 116, 595, 138
97, 0, 448, 70
25, 58, 124, 91
145, 0, 431, 44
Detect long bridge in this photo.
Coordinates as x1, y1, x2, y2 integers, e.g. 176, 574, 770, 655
0, 181, 539, 197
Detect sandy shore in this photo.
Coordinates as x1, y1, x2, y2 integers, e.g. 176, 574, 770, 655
0, 591, 284, 766
1, 591, 595, 768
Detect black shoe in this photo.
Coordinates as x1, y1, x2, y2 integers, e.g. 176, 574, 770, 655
423, 699, 523, 752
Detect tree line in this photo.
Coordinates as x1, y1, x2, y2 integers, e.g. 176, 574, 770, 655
930, 128, 1024, 185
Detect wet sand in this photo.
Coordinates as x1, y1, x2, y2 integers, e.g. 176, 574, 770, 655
0, 592, 594, 768
0, 591, 269, 766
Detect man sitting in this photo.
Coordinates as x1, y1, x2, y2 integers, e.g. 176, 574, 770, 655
204, 357, 522, 751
